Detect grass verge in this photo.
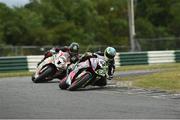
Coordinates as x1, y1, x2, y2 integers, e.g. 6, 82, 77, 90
115, 63, 180, 93
116, 63, 179, 71
0, 71, 32, 78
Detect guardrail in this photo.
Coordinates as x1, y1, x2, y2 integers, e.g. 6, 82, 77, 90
119, 52, 148, 66
0, 56, 28, 71
1, 50, 180, 72
118, 50, 178, 66
27, 55, 43, 72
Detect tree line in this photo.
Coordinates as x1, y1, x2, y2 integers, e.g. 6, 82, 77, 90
0, 0, 180, 51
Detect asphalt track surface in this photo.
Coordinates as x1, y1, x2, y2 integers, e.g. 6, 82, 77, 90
0, 71, 180, 119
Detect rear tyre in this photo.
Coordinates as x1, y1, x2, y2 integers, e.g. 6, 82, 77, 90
68, 72, 92, 91
32, 65, 55, 83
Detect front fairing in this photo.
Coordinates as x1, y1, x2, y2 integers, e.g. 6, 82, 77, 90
54, 52, 71, 70
39, 56, 55, 69
65, 61, 89, 86
34, 51, 70, 79
34, 56, 55, 78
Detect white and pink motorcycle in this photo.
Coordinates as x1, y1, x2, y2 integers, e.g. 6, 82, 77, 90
32, 51, 70, 83
59, 54, 108, 91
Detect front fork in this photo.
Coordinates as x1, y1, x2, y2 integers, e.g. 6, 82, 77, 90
66, 71, 76, 86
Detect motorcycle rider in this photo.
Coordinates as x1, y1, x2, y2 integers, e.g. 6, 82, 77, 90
60, 47, 116, 88
80, 47, 116, 86
38, 42, 80, 66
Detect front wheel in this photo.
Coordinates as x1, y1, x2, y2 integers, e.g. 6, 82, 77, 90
68, 72, 92, 91
59, 79, 69, 90
32, 65, 55, 83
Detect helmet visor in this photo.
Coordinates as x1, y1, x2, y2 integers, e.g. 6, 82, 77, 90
105, 51, 114, 60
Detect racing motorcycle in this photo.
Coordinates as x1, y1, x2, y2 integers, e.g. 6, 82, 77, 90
59, 55, 108, 91
32, 51, 70, 83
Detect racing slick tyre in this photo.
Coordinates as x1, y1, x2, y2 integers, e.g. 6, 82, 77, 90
32, 65, 55, 83
59, 80, 69, 90
68, 72, 92, 91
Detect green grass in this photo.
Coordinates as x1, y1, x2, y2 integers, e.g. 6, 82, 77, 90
116, 63, 179, 71
0, 71, 32, 78
132, 70, 180, 93
115, 63, 180, 93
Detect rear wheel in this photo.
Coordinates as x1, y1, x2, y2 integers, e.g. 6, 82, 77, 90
32, 65, 55, 83
68, 72, 92, 91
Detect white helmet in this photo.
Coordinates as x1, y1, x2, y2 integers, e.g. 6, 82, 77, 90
104, 47, 116, 60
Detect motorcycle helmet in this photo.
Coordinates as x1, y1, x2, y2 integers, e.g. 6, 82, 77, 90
69, 42, 79, 55
104, 47, 116, 60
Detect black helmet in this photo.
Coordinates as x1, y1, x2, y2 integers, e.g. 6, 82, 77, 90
69, 42, 79, 55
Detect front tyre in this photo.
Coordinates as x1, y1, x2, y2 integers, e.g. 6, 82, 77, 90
32, 65, 55, 83
59, 80, 69, 90
68, 72, 92, 91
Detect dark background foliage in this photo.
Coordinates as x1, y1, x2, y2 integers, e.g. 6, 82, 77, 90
0, 0, 180, 52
